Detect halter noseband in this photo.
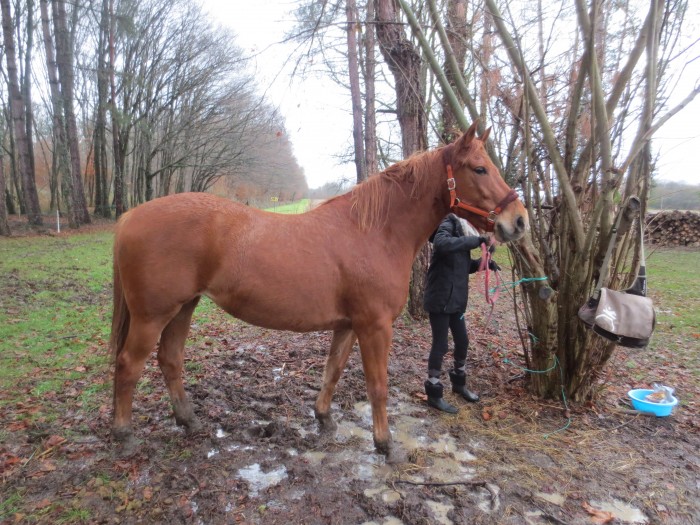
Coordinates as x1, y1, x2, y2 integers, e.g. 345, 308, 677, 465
446, 164, 519, 230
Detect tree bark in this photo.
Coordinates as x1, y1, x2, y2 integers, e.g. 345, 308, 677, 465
0, 145, 10, 235
375, 0, 426, 156
1, 0, 43, 226
40, 0, 76, 228
346, 0, 366, 183
92, 0, 111, 218
51, 0, 90, 225
363, 0, 378, 176
24, 0, 37, 186
439, 0, 467, 144
375, 0, 428, 318
108, 0, 126, 218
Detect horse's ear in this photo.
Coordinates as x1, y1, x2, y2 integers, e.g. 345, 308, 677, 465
456, 121, 479, 149
480, 126, 491, 143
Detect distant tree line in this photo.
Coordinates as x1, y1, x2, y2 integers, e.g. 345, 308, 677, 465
649, 181, 700, 211
0, 0, 307, 235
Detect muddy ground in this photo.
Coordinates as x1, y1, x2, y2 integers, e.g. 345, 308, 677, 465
1, 222, 698, 524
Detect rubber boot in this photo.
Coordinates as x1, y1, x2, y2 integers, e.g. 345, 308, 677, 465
449, 370, 480, 403
424, 380, 458, 414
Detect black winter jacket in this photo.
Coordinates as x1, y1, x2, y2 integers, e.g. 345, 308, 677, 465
423, 214, 483, 314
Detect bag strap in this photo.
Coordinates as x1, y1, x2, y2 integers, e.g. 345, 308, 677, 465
593, 207, 625, 296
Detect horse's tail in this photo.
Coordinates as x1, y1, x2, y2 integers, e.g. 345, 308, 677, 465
109, 243, 130, 361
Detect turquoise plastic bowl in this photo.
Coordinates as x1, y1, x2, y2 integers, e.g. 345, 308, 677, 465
628, 389, 678, 417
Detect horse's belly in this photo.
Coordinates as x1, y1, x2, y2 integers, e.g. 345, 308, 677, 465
206, 291, 349, 333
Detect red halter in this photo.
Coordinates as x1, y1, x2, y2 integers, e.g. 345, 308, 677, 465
446, 164, 519, 230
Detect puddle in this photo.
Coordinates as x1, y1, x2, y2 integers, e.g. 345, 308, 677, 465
236, 463, 288, 496
426, 500, 454, 525
363, 486, 401, 503
534, 491, 566, 506
337, 420, 372, 442
272, 366, 286, 381
429, 434, 477, 462
362, 518, 403, 525
589, 499, 648, 524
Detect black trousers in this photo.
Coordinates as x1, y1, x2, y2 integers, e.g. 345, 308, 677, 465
427, 311, 469, 374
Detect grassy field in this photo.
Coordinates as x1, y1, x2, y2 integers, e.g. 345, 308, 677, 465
264, 198, 313, 214
1, 230, 697, 411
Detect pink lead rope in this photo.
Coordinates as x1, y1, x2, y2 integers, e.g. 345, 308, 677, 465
478, 239, 501, 324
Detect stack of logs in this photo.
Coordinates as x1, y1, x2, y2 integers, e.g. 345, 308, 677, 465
646, 210, 700, 247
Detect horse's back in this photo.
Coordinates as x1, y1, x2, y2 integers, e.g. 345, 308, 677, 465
113, 193, 250, 314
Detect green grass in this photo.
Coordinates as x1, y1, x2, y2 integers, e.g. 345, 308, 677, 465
263, 198, 311, 214
645, 248, 700, 381
0, 232, 115, 414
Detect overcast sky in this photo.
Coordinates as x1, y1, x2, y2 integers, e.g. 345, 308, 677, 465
201, 0, 700, 189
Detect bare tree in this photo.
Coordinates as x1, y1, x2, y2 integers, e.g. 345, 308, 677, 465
39, 0, 76, 227
362, 0, 378, 176
346, 0, 366, 183
0, 134, 9, 235
1, 0, 42, 225
51, 0, 90, 225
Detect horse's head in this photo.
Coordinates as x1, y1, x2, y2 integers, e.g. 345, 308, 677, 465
444, 122, 528, 243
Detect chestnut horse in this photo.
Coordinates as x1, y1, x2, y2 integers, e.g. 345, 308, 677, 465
110, 123, 528, 461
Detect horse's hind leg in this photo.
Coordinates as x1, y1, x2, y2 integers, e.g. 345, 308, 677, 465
314, 328, 357, 435
113, 317, 169, 446
157, 297, 201, 433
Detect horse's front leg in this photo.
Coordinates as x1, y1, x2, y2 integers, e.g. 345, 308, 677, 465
356, 322, 405, 463
315, 328, 357, 435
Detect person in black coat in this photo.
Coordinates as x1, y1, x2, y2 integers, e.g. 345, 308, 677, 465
423, 213, 498, 413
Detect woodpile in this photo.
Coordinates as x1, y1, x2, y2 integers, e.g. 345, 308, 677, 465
646, 210, 700, 247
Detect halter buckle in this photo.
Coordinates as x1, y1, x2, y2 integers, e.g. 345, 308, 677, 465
487, 211, 497, 223
447, 178, 456, 191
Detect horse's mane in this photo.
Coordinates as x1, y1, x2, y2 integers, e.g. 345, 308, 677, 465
349, 147, 444, 231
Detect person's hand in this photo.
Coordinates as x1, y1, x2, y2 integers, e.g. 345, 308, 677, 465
488, 243, 496, 254
488, 260, 501, 271
478, 236, 490, 247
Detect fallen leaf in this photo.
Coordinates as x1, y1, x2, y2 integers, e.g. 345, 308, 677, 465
482, 410, 492, 421
34, 499, 52, 510
39, 460, 57, 472
582, 502, 614, 524
45, 435, 66, 448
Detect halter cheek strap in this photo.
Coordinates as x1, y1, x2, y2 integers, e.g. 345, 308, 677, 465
446, 165, 519, 229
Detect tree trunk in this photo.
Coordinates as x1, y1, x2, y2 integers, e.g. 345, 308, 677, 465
92, 0, 111, 218
375, 0, 428, 319
375, 0, 426, 157
363, 0, 377, 176
40, 0, 76, 228
24, 0, 37, 186
0, 145, 10, 235
1, 0, 42, 226
346, 0, 366, 184
439, 0, 467, 145
108, 0, 126, 218
52, 0, 90, 225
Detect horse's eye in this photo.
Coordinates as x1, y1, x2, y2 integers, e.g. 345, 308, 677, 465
474, 167, 488, 175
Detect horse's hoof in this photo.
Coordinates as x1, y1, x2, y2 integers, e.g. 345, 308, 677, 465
315, 412, 338, 435
182, 417, 202, 435
114, 433, 139, 457
112, 425, 133, 443
385, 445, 409, 465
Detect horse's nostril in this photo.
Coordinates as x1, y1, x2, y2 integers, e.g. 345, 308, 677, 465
516, 216, 525, 232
